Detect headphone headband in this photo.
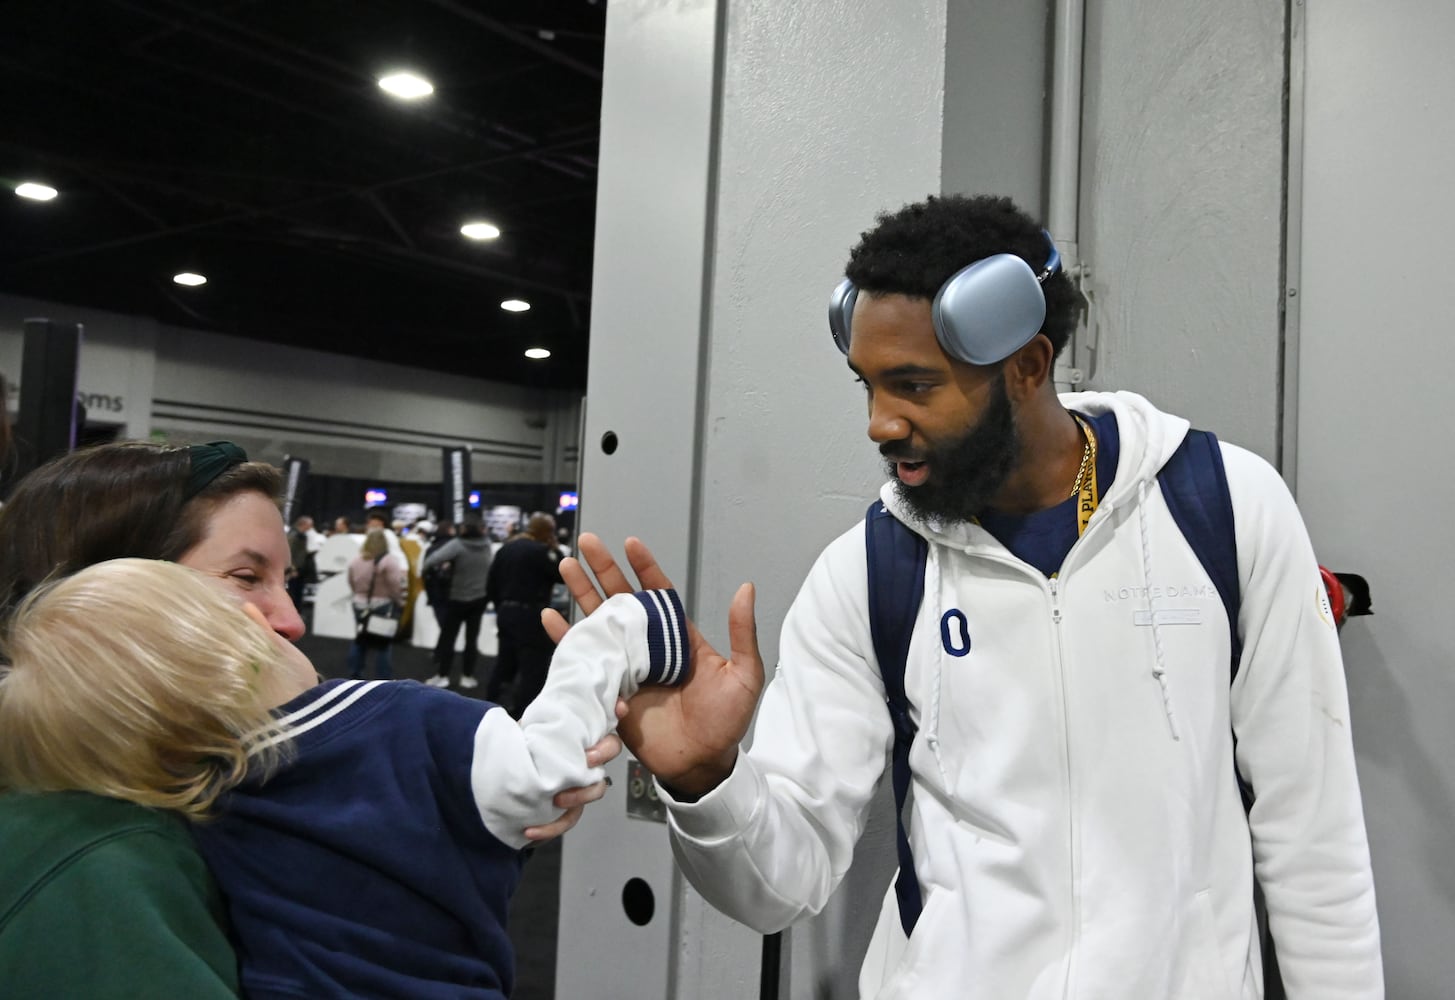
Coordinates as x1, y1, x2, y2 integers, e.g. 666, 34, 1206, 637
829, 229, 1061, 365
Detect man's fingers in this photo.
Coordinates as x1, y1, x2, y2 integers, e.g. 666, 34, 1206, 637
559, 555, 605, 616
623, 537, 674, 591
542, 608, 570, 645
727, 582, 762, 674
577, 533, 637, 599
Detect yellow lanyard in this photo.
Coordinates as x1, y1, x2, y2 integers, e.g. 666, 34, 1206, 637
1073, 414, 1099, 537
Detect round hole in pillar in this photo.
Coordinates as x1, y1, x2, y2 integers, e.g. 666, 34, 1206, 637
621, 877, 655, 926
600, 430, 618, 455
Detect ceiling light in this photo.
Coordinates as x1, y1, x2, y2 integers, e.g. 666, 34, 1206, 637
460, 221, 501, 240
173, 272, 207, 287
15, 182, 58, 201
500, 299, 530, 312
524, 348, 551, 360
378, 72, 434, 100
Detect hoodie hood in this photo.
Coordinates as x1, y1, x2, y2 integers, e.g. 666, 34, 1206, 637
880, 390, 1191, 547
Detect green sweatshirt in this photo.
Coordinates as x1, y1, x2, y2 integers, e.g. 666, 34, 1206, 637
0, 791, 238, 998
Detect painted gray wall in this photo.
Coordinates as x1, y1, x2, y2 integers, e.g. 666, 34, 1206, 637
1295, 1, 1455, 994
0, 291, 580, 486
698, 3, 946, 996
560, 0, 947, 996
1079, 0, 1287, 461
555, 1, 729, 997
941, 0, 1050, 217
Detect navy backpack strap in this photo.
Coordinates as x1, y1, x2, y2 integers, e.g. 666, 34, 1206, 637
1157, 429, 1242, 678
864, 500, 929, 935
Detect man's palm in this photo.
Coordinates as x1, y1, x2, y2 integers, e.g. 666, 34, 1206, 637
618, 582, 762, 786
554, 535, 764, 791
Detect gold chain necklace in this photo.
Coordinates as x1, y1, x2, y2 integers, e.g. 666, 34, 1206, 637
1068, 416, 1095, 498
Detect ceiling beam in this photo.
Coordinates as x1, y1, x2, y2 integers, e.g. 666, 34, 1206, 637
418, 0, 602, 81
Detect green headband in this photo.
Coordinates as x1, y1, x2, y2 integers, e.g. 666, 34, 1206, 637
184, 441, 248, 501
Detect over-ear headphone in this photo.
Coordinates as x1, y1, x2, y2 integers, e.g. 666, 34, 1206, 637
828, 230, 1062, 365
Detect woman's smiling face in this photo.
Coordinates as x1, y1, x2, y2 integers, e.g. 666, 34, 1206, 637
177, 489, 307, 642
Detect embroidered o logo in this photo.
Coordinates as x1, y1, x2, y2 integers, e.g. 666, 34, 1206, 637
940, 609, 971, 657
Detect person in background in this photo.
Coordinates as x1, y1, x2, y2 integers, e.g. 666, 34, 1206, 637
305, 516, 325, 553
345, 528, 406, 681
285, 515, 320, 611
365, 510, 404, 556
396, 522, 424, 641
424, 514, 492, 689
422, 519, 457, 611
485, 514, 562, 715
331, 515, 352, 536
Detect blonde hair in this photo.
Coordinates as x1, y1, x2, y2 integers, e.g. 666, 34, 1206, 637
360, 528, 389, 560
0, 558, 292, 818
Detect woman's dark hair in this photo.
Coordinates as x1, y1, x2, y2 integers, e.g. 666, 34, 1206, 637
844, 194, 1085, 359
0, 442, 283, 618
458, 514, 485, 539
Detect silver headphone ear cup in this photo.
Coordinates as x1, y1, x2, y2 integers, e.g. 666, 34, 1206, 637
931, 254, 1048, 365
828, 278, 858, 355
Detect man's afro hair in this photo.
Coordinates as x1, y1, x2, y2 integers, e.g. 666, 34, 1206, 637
843, 194, 1083, 359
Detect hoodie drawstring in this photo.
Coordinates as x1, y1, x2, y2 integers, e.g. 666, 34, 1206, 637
1136, 480, 1182, 742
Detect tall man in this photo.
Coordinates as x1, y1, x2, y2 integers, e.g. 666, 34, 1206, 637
486, 514, 563, 716
557, 195, 1383, 998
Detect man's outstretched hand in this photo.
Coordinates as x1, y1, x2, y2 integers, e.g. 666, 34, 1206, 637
543, 534, 764, 798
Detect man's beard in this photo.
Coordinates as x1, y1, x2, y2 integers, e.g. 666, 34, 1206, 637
885, 374, 1019, 526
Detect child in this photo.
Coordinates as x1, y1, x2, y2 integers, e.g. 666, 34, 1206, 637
0, 557, 689, 999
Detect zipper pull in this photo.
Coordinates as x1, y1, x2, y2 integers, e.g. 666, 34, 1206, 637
1049, 577, 1062, 624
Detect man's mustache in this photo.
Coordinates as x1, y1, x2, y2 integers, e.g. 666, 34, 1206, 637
880, 444, 927, 463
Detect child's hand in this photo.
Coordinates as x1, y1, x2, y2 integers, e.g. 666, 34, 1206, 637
547, 534, 762, 797
522, 715, 626, 842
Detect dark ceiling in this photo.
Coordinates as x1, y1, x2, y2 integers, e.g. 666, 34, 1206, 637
0, 0, 605, 391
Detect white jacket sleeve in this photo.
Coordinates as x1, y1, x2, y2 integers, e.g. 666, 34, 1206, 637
1224, 445, 1383, 997
662, 527, 894, 933
468, 589, 690, 849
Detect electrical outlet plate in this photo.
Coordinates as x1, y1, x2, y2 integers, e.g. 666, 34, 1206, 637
624, 759, 667, 823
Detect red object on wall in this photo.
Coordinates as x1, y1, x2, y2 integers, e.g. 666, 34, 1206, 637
1320, 565, 1347, 627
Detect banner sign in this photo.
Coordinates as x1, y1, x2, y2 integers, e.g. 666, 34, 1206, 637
281, 456, 309, 526
442, 446, 472, 525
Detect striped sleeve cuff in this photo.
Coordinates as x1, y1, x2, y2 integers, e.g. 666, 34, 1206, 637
631, 588, 690, 687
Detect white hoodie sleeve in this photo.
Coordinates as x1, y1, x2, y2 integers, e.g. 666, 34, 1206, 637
1224, 444, 1384, 997
468, 589, 690, 849
662, 527, 894, 933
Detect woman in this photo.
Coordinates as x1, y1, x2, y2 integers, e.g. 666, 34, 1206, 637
423, 513, 493, 688
0, 441, 615, 997
0, 441, 298, 997
347, 527, 407, 680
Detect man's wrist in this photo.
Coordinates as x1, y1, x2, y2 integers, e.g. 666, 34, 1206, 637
658, 752, 738, 803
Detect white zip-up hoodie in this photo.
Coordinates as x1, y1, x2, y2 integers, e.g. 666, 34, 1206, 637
664, 392, 1382, 999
